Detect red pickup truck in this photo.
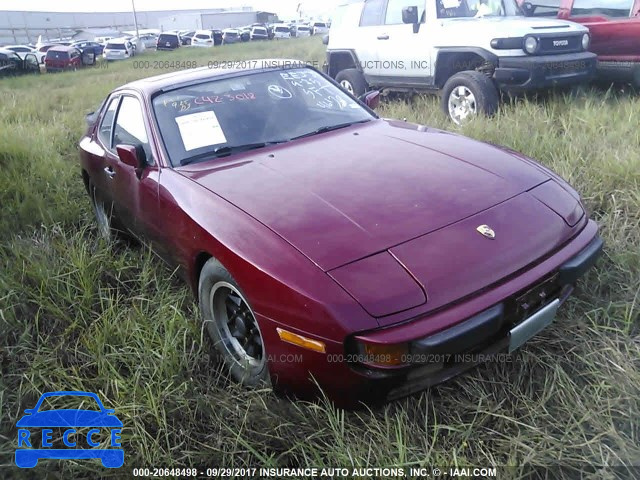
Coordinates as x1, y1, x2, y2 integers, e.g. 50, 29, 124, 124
519, 0, 640, 86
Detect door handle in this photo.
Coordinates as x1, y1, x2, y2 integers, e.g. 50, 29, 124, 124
104, 166, 116, 179
377, 34, 390, 40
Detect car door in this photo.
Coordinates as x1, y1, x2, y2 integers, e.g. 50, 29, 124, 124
375, 0, 433, 85
355, 0, 391, 79
90, 94, 160, 238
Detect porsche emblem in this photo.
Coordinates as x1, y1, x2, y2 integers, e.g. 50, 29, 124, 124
476, 225, 496, 240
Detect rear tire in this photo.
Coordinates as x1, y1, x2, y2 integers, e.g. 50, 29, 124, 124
198, 258, 270, 387
441, 71, 499, 125
336, 68, 368, 98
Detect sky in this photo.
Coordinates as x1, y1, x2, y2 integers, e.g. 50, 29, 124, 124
0, 0, 342, 19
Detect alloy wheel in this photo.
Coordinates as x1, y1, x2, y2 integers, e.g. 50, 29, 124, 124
448, 86, 477, 125
210, 281, 265, 370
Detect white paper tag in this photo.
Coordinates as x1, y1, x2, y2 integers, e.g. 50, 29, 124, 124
442, 0, 461, 8
175, 111, 227, 151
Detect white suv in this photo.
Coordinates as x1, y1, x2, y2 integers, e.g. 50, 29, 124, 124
191, 30, 216, 47
326, 0, 597, 123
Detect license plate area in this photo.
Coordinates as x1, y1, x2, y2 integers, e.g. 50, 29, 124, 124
509, 298, 560, 353
513, 273, 560, 322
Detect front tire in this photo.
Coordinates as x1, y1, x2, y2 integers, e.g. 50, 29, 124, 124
441, 71, 499, 125
89, 181, 115, 242
336, 68, 368, 98
198, 258, 269, 387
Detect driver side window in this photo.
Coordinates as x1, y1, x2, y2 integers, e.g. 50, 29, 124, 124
113, 96, 153, 163
98, 97, 119, 150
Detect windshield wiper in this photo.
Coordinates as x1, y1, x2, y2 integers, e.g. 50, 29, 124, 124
290, 119, 372, 141
180, 140, 289, 166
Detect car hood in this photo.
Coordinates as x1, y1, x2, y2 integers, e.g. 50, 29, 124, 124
437, 16, 587, 51
180, 120, 552, 272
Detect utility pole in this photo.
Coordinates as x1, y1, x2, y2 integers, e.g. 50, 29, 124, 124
132, 0, 140, 38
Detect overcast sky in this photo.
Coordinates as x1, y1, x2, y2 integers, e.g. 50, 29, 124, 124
0, 1, 342, 19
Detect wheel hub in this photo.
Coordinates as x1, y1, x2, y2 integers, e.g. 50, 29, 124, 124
448, 86, 477, 125
211, 282, 265, 369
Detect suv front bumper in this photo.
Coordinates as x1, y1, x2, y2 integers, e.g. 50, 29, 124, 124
494, 52, 597, 91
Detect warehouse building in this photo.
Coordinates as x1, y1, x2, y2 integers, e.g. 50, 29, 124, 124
0, 8, 277, 45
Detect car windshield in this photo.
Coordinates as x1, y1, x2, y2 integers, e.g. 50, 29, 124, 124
106, 43, 126, 50
152, 67, 374, 167
436, 0, 522, 18
276, 27, 290, 32
158, 34, 177, 42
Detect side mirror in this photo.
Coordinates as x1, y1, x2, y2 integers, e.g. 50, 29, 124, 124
322, 34, 329, 45
360, 90, 381, 110
521, 2, 534, 16
402, 6, 420, 33
116, 144, 147, 174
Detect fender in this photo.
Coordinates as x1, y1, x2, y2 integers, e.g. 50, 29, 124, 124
325, 49, 362, 78
434, 47, 499, 88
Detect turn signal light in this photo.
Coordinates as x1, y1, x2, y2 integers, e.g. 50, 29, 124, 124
277, 328, 326, 353
356, 340, 409, 368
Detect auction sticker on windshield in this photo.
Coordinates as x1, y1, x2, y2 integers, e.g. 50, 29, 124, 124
175, 111, 227, 151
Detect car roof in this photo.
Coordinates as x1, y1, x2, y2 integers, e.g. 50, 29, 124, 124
48, 45, 77, 52
116, 59, 314, 95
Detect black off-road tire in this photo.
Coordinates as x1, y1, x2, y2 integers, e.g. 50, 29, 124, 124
441, 71, 499, 124
336, 68, 368, 97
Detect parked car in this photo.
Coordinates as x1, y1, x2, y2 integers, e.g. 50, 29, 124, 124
139, 33, 158, 49
222, 29, 242, 44
311, 22, 330, 35
212, 29, 224, 45
274, 25, 292, 39
240, 28, 252, 42
326, 0, 597, 124
191, 30, 217, 47
177, 31, 194, 46
79, 61, 602, 407
518, 0, 640, 87
250, 26, 270, 40
96, 36, 115, 45
34, 44, 57, 63
156, 32, 181, 51
45, 46, 92, 72
103, 39, 134, 61
3, 45, 36, 59
0, 49, 40, 77
71, 41, 105, 57
294, 25, 312, 37
123, 35, 144, 54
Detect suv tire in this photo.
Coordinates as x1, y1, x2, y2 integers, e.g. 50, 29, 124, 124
336, 68, 368, 97
441, 71, 499, 125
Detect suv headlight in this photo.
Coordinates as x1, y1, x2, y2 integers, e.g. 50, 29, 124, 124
524, 36, 539, 55
582, 33, 590, 50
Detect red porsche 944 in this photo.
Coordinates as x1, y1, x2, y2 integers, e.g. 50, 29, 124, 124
79, 60, 602, 407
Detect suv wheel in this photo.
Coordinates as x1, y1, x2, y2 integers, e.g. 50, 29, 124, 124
441, 71, 499, 125
336, 69, 368, 97
198, 257, 270, 387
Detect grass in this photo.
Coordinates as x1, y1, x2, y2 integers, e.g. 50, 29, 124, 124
0, 36, 638, 478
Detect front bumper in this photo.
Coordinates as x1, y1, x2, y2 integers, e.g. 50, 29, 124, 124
494, 52, 597, 91
354, 231, 603, 403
